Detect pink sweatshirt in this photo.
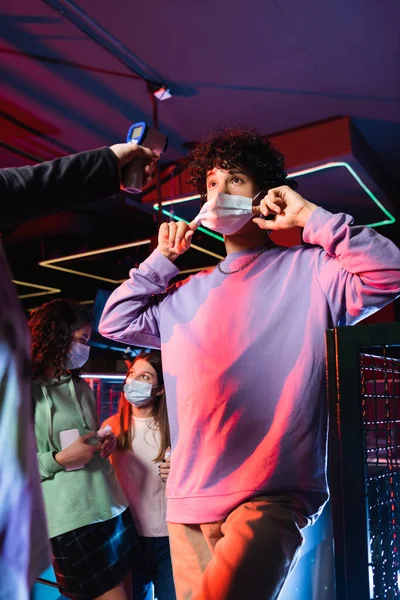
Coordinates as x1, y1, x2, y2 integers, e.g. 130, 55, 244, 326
99, 208, 400, 524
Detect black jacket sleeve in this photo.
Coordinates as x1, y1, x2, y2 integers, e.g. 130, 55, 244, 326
0, 147, 120, 230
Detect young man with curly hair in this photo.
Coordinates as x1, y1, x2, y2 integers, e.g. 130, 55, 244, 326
100, 128, 400, 599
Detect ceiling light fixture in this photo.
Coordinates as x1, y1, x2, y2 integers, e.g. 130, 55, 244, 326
13, 280, 61, 299
39, 239, 223, 282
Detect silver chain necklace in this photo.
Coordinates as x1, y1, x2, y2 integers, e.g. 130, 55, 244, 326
217, 246, 269, 275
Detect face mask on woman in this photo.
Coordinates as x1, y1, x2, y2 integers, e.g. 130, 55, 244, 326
66, 341, 90, 370
123, 378, 160, 407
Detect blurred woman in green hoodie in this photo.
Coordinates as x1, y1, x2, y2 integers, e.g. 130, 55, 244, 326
31, 299, 138, 600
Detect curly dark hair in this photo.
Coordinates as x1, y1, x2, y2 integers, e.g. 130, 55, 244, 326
30, 298, 92, 379
187, 127, 297, 200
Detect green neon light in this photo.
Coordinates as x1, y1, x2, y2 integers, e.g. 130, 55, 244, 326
289, 162, 395, 228
153, 206, 224, 242
153, 161, 395, 230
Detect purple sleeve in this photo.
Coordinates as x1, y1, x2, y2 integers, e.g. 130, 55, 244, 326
303, 208, 400, 325
99, 250, 180, 348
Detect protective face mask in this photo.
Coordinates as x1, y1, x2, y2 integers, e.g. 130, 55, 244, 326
193, 192, 257, 235
66, 341, 90, 370
124, 379, 158, 407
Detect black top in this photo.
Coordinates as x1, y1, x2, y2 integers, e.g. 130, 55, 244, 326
0, 147, 120, 230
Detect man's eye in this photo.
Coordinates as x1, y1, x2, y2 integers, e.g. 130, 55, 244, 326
232, 177, 243, 184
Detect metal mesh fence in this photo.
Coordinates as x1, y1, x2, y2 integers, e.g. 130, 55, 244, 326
83, 376, 124, 425
361, 348, 400, 599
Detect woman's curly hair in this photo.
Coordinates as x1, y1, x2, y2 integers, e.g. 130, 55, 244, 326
30, 299, 92, 379
186, 127, 297, 200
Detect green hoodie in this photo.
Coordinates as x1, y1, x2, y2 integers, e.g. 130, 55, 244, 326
33, 374, 127, 538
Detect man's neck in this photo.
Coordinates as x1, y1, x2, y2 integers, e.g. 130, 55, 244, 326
224, 229, 270, 256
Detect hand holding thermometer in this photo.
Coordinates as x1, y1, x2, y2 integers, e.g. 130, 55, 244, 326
85, 425, 112, 445
122, 122, 168, 193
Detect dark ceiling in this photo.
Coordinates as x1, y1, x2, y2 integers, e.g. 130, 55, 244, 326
1, 0, 399, 316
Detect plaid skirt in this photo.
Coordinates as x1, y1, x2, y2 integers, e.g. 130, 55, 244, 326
51, 508, 139, 599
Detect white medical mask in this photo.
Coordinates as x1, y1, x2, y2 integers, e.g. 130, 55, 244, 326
124, 379, 159, 407
193, 192, 260, 235
66, 341, 90, 370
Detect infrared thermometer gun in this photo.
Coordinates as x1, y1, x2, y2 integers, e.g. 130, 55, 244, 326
85, 425, 113, 446
122, 122, 168, 193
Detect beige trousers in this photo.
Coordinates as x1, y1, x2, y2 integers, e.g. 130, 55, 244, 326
168, 496, 307, 600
